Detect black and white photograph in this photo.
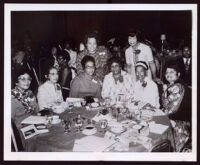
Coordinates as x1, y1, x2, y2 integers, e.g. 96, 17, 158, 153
4, 4, 197, 161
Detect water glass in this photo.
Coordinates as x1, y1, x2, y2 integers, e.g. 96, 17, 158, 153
75, 115, 83, 132
68, 102, 74, 113
64, 120, 71, 133
100, 119, 108, 133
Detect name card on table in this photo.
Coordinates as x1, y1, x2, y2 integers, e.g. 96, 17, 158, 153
73, 136, 116, 152
149, 122, 169, 135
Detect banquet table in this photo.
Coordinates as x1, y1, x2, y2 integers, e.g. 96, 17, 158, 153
23, 106, 175, 152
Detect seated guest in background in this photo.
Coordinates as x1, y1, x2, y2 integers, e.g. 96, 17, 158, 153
57, 52, 72, 100
162, 64, 191, 152
125, 29, 157, 82
63, 40, 77, 79
102, 57, 134, 103
76, 31, 111, 81
63, 41, 77, 70
134, 61, 160, 108
37, 66, 64, 110
70, 56, 101, 98
11, 69, 39, 129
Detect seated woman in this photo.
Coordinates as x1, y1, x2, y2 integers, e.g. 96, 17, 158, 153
134, 61, 160, 108
11, 68, 38, 129
102, 57, 134, 104
162, 64, 191, 152
37, 66, 65, 110
70, 56, 101, 98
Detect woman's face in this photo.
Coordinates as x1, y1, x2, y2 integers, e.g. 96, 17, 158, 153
85, 61, 95, 76
128, 36, 137, 47
136, 66, 146, 82
16, 73, 32, 91
111, 62, 121, 76
86, 37, 97, 53
165, 68, 180, 84
47, 68, 59, 84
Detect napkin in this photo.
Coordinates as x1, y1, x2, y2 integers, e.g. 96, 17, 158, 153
21, 116, 47, 125
73, 136, 116, 152
149, 123, 169, 134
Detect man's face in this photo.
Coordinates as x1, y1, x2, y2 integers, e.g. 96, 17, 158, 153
183, 46, 191, 58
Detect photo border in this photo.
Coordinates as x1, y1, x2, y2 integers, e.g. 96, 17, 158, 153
3, 3, 198, 161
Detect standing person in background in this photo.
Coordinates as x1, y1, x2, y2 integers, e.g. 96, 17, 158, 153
125, 29, 157, 83
76, 31, 111, 81
63, 40, 77, 79
180, 45, 192, 87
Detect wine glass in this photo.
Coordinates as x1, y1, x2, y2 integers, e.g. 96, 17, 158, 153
75, 115, 83, 132
100, 119, 108, 133
68, 102, 74, 113
64, 120, 71, 133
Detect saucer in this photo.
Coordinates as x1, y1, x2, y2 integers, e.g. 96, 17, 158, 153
82, 127, 97, 136
51, 119, 61, 124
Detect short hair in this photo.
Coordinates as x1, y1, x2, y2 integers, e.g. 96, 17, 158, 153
128, 28, 141, 37
12, 67, 31, 84
44, 66, 58, 77
128, 29, 143, 42
165, 63, 181, 74
136, 61, 149, 70
108, 57, 122, 70
81, 55, 95, 69
84, 31, 99, 45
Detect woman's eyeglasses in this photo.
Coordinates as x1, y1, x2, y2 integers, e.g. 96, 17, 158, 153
18, 77, 32, 81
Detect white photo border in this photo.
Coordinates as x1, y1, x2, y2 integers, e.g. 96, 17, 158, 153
4, 3, 197, 161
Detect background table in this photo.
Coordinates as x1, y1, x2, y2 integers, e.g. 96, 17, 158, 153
23, 107, 175, 152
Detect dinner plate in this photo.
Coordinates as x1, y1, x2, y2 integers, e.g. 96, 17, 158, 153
110, 126, 126, 134
132, 124, 142, 130
91, 102, 99, 108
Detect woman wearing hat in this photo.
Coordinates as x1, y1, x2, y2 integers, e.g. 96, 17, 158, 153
134, 61, 160, 108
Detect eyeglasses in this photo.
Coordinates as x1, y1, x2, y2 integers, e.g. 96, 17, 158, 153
49, 73, 59, 76
18, 77, 32, 81
85, 66, 95, 69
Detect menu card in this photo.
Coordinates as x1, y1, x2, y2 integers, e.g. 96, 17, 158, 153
149, 122, 169, 134
73, 136, 116, 152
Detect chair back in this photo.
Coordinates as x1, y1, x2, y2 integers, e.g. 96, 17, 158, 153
38, 57, 47, 83
11, 120, 24, 152
151, 139, 171, 152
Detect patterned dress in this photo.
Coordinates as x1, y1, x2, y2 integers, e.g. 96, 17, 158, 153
11, 87, 38, 128
76, 46, 111, 81
162, 83, 190, 152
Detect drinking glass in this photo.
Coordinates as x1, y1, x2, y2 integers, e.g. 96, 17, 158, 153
100, 119, 108, 133
75, 115, 83, 132
68, 102, 74, 113
64, 120, 71, 133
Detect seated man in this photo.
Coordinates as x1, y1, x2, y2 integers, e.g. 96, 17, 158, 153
134, 61, 160, 108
